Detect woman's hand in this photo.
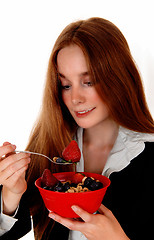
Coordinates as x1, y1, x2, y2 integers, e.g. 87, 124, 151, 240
49, 204, 130, 240
0, 142, 31, 215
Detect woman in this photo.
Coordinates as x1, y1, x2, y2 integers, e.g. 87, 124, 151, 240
0, 17, 154, 240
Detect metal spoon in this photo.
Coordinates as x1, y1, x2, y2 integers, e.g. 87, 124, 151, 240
15, 150, 73, 165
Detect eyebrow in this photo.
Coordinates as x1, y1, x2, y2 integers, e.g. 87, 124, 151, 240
58, 71, 89, 79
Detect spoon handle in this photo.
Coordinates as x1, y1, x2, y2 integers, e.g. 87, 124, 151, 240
15, 150, 72, 165
15, 150, 53, 162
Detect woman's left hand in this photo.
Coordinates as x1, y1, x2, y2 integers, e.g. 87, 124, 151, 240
49, 204, 130, 240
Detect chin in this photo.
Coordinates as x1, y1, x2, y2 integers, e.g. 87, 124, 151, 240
76, 120, 96, 129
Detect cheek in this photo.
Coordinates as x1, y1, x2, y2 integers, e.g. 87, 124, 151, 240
90, 90, 103, 103
92, 93, 109, 113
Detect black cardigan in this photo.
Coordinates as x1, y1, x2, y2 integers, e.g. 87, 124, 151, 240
0, 142, 153, 240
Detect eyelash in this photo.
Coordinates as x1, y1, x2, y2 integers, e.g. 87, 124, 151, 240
61, 85, 70, 90
61, 81, 93, 90
85, 81, 93, 86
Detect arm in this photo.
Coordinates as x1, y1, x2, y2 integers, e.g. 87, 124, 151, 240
0, 185, 32, 239
0, 142, 30, 215
0, 142, 31, 238
49, 204, 130, 240
0, 185, 19, 236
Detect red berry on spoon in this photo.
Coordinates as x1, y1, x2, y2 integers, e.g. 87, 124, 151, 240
62, 140, 81, 163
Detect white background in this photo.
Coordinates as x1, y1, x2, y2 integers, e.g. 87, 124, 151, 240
0, 0, 154, 239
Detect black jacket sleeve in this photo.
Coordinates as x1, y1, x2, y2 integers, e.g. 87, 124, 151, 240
0, 186, 31, 240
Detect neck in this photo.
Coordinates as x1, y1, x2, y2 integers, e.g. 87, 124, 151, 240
83, 119, 119, 149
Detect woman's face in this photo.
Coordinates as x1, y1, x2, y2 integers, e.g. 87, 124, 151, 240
57, 44, 110, 129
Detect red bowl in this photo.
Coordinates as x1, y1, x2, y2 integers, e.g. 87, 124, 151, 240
35, 172, 110, 218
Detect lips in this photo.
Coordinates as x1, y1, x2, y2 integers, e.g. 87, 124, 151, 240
75, 107, 95, 118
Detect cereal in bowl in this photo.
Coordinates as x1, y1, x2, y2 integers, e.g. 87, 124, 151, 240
41, 170, 103, 193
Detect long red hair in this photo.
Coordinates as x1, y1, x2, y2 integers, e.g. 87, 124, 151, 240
25, 17, 154, 239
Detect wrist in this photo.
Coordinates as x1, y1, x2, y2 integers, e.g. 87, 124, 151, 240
2, 187, 23, 215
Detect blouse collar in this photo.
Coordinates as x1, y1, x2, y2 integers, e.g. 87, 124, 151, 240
75, 126, 154, 177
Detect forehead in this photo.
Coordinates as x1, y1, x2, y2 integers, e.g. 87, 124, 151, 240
57, 44, 88, 75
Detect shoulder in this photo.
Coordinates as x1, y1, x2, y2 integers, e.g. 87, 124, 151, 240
109, 141, 154, 180
135, 141, 154, 163
119, 127, 154, 166
144, 141, 154, 153
137, 141, 154, 173
124, 141, 154, 174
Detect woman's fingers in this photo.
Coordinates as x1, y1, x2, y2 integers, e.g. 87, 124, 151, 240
0, 143, 30, 188
0, 156, 30, 181
49, 204, 130, 240
6, 164, 28, 183
71, 205, 93, 222
98, 204, 112, 217
49, 212, 85, 231
0, 143, 16, 159
3, 142, 11, 146
49, 205, 94, 231
0, 152, 30, 172
49, 204, 112, 230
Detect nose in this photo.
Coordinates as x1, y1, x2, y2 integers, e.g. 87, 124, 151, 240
71, 87, 85, 105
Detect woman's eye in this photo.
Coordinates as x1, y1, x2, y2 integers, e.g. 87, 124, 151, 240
84, 81, 93, 86
61, 85, 71, 90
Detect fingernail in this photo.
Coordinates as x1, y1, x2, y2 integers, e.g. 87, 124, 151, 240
71, 205, 78, 212
49, 213, 55, 220
3, 142, 11, 146
12, 144, 16, 149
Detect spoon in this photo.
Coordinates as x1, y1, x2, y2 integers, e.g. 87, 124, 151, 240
15, 150, 73, 165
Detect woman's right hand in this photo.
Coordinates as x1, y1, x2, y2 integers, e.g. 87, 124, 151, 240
0, 142, 31, 215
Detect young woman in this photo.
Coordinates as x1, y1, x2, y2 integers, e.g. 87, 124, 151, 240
0, 17, 154, 240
